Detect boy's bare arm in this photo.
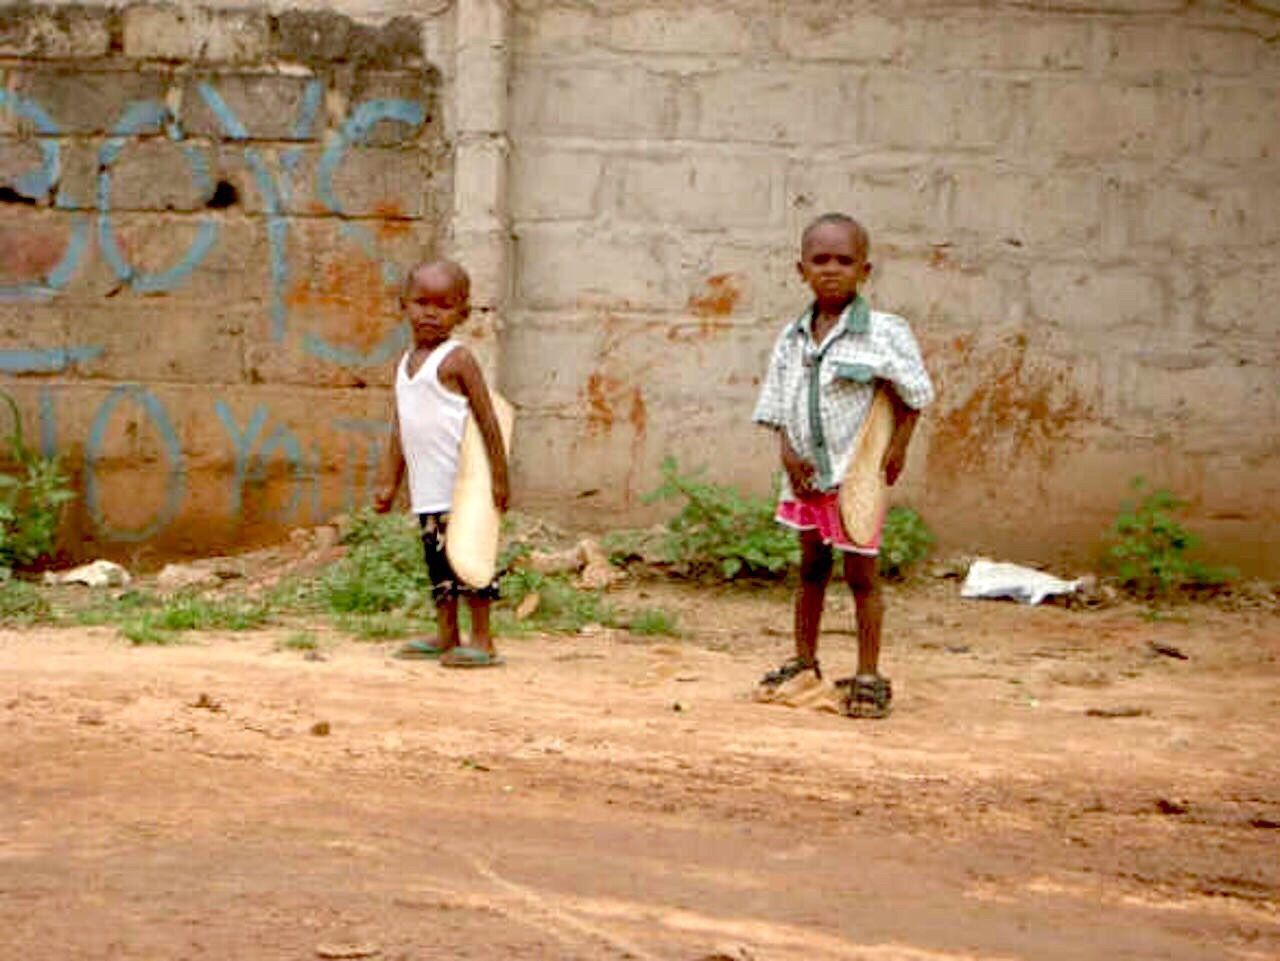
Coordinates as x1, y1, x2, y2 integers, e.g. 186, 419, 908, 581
882, 385, 920, 487
373, 406, 405, 513
444, 350, 510, 511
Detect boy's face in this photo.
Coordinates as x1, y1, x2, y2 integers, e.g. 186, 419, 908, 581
797, 222, 871, 307
402, 268, 469, 343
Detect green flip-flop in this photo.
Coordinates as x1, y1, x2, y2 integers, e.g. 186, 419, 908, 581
439, 646, 505, 669
394, 639, 448, 660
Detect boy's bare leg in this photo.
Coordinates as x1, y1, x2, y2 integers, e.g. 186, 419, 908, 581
796, 529, 834, 667
466, 597, 495, 655
843, 552, 883, 675
437, 597, 462, 650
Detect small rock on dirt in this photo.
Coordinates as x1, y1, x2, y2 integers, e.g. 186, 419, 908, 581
43, 560, 130, 588
315, 944, 380, 959
527, 546, 581, 575
310, 721, 331, 737
1085, 706, 1150, 718
157, 562, 221, 591
1155, 797, 1190, 815
77, 710, 105, 726
191, 693, 222, 712
1148, 640, 1189, 660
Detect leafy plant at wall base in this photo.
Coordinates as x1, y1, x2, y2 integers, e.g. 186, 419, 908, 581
879, 506, 934, 580
0, 391, 75, 570
645, 458, 799, 580
1105, 478, 1236, 598
0, 579, 52, 625
322, 509, 431, 614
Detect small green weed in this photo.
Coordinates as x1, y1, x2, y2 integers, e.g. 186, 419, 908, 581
150, 596, 271, 632
280, 631, 318, 651
1105, 477, 1236, 599
0, 579, 52, 625
499, 568, 615, 632
644, 457, 798, 580
119, 614, 179, 646
879, 506, 934, 580
0, 390, 75, 570
320, 509, 429, 614
627, 607, 680, 637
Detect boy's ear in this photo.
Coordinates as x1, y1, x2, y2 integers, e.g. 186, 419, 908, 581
795, 260, 807, 280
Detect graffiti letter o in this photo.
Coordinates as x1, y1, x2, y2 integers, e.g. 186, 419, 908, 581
84, 386, 186, 542
96, 101, 220, 294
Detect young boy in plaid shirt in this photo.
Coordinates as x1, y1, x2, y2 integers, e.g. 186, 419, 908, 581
753, 213, 935, 718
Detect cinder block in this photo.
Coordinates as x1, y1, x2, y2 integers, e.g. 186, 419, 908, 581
687, 67, 859, 145
124, 6, 270, 64
870, 257, 1016, 329
514, 5, 600, 57
182, 73, 327, 142
1125, 179, 1280, 249
14, 69, 171, 135
778, 11, 919, 63
0, 5, 112, 59
1193, 86, 1280, 162
864, 75, 1017, 149
615, 153, 783, 228
99, 140, 217, 212
511, 146, 603, 221
69, 301, 248, 385
454, 48, 508, 137
310, 146, 440, 219
787, 162, 944, 237
608, 8, 757, 55
448, 226, 510, 312
348, 71, 438, 146
453, 138, 508, 229
1027, 81, 1186, 159
516, 224, 678, 310
512, 64, 676, 139
274, 11, 424, 69
924, 17, 1089, 70
1204, 265, 1280, 332
0, 139, 52, 200
1029, 264, 1165, 331
949, 169, 1101, 247
1184, 28, 1266, 75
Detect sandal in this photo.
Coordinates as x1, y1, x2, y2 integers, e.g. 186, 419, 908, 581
395, 639, 449, 660
837, 673, 893, 719
440, 646, 505, 669
759, 656, 821, 688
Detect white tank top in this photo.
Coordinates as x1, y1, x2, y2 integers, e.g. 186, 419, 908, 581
395, 340, 470, 513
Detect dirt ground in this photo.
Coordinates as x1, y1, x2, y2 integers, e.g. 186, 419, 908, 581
1, 577, 1277, 961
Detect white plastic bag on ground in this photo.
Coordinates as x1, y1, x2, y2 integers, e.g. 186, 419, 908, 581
42, 560, 131, 588
960, 558, 1081, 605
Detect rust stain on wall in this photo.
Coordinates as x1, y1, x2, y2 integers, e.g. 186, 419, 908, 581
671, 273, 744, 341
582, 371, 624, 436
372, 199, 412, 240
0, 227, 64, 281
929, 333, 1092, 474
286, 254, 395, 353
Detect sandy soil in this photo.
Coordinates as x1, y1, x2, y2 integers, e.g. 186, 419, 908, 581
1, 579, 1277, 960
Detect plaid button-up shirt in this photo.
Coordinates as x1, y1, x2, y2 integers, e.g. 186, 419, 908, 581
752, 297, 935, 497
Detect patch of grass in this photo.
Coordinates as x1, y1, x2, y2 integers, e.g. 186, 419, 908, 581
499, 568, 615, 632
0, 579, 53, 625
119, 615, 179, 646
643, 457, 798, 580
0, 389, 75, 571
149, 595, 271, 632
320, 509, 430, 614
1105, 477, 1236, 599
627, 607, 680, 637
879, 506, 934, 580
334, 612, 421, 641
279, 631, 318, 651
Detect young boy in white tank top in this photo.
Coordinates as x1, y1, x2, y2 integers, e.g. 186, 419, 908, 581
374, 260, 510, 668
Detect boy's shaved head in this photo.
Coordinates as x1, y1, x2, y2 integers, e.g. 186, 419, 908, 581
406, 259, 470, 297
801, 213, 869, 259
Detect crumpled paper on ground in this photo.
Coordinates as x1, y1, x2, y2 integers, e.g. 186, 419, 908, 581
960, 558, 1082, 605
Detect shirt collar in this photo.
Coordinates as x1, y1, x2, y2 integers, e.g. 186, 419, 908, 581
790, 296, 870, 341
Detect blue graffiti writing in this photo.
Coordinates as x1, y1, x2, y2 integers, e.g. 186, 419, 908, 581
84, 386, 186, 542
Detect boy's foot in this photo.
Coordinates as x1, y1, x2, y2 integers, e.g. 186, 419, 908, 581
440, 646, 504, 669
837, 673, 892, 719
759, 656, 821, 689
395, 639, 450, 660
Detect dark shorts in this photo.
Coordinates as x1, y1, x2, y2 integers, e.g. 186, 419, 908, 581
419, 513, 501, 604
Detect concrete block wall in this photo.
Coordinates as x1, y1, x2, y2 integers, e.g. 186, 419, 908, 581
506, 0, 1280, 575
1, 3, 451, 556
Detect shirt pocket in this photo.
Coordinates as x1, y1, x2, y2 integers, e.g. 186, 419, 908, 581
832, 360, 877, 383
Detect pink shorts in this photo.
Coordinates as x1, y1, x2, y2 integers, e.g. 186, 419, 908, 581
776, 490, 883, 557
